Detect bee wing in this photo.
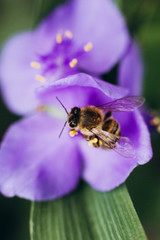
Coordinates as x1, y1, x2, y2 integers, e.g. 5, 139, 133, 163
113, 137, 136, 159
97, 96, 145, 112
90, 128, 119, 149
90, 128, 136, 159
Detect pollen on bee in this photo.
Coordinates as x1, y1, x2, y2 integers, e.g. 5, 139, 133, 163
88, 138, 98, 147
69, 130, 78, 137
56, 33, 63, 44
99, 140, 103, 146
30, 61, 41, 69
69, 58, 78, 68
84, 42, 93, 52
65, 30, 73, 39
35, 74, 46, 83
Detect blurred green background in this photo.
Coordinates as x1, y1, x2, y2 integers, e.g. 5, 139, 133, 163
0, 0, 160, 239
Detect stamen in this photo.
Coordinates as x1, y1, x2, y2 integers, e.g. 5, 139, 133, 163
30, 61, 41, 69
69, 130, 78, 137
99, 140, 103, 146
65, 30, 73, 39
88, 138, 98, 147
56, 33, 63, 44
35, 74, 46, 83
84, 42, 93, 52
69, 58, 78, 68
37, 105, 45, 112
150, 116, 160, 133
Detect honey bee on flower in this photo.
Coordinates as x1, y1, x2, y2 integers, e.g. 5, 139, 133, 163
0, 74, 152, 200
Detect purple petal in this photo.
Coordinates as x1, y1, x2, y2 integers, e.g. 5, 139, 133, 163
37, 73, 129, 109
81, 141, 137, 191
115, 110, 153, 164
35, 0, 129, 74
0, 32, 41, 114
0, 113, 81, 201
118, 41, 143, 95
80, 110, 152, 191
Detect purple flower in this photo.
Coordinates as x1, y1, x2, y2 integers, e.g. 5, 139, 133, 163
0, 73, 152, 201
0, 0, 129, 115
118, 41, 143, 95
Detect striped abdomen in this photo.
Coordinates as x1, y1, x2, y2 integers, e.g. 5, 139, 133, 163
102, 118, 121, 136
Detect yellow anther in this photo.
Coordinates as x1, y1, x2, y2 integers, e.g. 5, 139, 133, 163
84, 42, 93, 52
56, 33, 63, 44
69, 130, 78, 137
35, 74, 46, 83
150, 116, 160, 133
88, 138, 98, 147
69, 58, 78, 68
30, 61, 41, 69
65, 30, 73, 39
157, 125, 160, 133
151, 117, 160, 126
99, 140, 103, 146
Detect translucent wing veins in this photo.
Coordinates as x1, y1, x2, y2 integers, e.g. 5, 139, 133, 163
89, 128, 136, 158
97, 96, 145, 112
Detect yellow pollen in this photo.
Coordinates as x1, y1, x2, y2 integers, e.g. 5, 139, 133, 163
88, 138, 98, 147
56, 33, 63, 44
69, 130, 78, 137
69, 58, 78, 68
35, 74, 46, 83
84, 42, 93, 52
99, 140, 103, 146
30, 61, 41, 69
65, 30, 73, 39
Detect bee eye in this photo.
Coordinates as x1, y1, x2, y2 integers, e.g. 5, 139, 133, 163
73, 107, 80, 115
69, 120, 77, 128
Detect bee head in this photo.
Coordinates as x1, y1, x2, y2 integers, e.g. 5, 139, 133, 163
68, 107, 80, 128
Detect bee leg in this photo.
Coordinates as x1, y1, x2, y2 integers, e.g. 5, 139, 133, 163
83, 135, 92, 141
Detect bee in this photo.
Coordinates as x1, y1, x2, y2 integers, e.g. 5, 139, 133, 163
57, 96, 145, 158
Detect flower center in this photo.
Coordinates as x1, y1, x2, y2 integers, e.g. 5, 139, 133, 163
30, 30, 93, 83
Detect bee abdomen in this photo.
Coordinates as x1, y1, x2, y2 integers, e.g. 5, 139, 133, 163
102, 119, 121, 136
104, 111, 112, 120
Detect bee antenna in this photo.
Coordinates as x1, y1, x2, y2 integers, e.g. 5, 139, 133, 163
59, 121, 67, 138
56, 96, 68, 115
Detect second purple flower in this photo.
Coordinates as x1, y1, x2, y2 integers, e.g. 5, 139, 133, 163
0, 0, 129, 114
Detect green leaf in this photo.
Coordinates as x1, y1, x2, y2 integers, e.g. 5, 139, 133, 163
112, 0, 122, 8
33, 0, 122, 26
33, 0, 65, 25
30, 183, 147, 240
